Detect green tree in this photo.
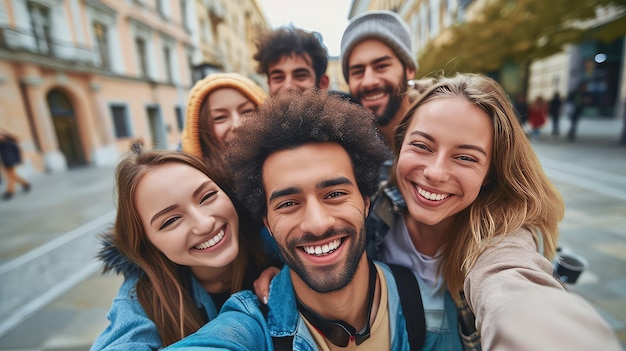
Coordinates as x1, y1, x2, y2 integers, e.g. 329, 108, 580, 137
417, 0, 626, 76
416, 0, 626, 144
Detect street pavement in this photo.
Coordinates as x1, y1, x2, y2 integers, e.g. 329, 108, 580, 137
0, 116, 625, 350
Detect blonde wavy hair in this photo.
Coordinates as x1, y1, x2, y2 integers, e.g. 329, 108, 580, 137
393, 73, 564, 299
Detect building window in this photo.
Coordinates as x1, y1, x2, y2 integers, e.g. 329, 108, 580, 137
28, 1, 52, 54
163, 46, 173, 83
135, 37, 148, 78
111, 105, 131, 138
156, 0, 166, 19
175, 106, 184, 131
93, 21, 110, 69
180, 0, 189, 32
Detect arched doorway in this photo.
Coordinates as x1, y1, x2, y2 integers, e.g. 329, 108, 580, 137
47, 89, 86, 167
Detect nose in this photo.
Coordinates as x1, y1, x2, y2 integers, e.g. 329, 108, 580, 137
361, 66, 380, 88
282, 75, 296, 91
423, 156, 450, 183
299, 198, 335, 236
190, 208, 216, 236
231, 112, 242, 129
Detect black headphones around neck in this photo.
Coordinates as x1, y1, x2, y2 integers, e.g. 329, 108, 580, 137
296, 259, 377, 347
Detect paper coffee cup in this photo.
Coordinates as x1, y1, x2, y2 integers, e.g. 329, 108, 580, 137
554, 251, 588, 284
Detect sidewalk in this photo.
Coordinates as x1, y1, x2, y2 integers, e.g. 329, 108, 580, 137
0, 116, 625, 350
0, 165, 117, 264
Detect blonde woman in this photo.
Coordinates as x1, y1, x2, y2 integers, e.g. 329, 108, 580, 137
367, 73, 619, 350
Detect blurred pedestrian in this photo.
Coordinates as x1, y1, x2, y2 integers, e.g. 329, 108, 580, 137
253, 25, 329, 95
549, 92, 562, 136
567, 82, 590, 141
528, 96, 547, 139
0, 129, 31, 200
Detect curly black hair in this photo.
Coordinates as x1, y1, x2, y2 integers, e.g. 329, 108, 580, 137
226, 89, 389, 219
253, 26, 328, 86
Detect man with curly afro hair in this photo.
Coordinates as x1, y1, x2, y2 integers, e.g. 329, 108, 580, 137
227, 89, 389, 220
166, 90, 423, 350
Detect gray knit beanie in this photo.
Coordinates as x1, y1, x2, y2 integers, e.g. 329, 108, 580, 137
341, 10, 416, 82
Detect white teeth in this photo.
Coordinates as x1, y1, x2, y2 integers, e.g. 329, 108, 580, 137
363, 92, 385, 101
417, 187, 450, 201
303, 239, 341, 256
194, 229, 225, 250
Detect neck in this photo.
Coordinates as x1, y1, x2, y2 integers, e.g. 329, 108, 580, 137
379, 97, 412, 152
191, 264, 232, 294
403, 212, 452, 256
291, 255, 380, 330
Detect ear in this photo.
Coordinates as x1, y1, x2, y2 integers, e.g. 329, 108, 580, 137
364, 196, 371, 218
318, 74, 330, 90
263, 217, 272, 236
405, 66, 416, 82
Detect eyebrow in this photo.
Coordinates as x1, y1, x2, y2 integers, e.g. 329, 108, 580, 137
268, 69, 285, 76
291, 68, 312, 75
268, 176, 353, 202
150, 204, 177, 225
269, 186, 301, 202
349, 55, 393, 71
318, 176, 352, 189
149, 181, 212, 225
408, 131, 488, 156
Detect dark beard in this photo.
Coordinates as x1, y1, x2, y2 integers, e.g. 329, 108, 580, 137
376, 88, 403, 127
356, 74, 409, 127
278, 224, 367, 293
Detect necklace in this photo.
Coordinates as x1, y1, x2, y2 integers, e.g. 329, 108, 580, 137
296, 259, 377, 347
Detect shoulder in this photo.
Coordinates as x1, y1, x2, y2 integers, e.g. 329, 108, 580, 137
168, 291, 271, 350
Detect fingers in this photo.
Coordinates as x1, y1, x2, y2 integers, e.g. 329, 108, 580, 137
252, 266, 281, 304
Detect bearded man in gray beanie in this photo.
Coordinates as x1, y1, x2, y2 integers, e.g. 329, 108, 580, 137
341, 10, 421, 149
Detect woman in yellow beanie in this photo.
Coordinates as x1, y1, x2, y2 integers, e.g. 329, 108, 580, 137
182, 73, 267, 177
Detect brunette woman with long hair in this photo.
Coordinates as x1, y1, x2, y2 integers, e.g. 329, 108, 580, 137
91, 150, 276, 349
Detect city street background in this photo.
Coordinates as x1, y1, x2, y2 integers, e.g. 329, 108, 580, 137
0, 115, 625, 350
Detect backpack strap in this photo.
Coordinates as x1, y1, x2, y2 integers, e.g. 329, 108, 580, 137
387, 263, 426, 351
259, 303, 294, 351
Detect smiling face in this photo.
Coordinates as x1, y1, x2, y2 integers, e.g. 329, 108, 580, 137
347, 39, 414, 127
262, 143, 369, 293
267, 53, 320, 95
396, 97, 493, 229
207, 88, 256, 144
135, 162, 239, 277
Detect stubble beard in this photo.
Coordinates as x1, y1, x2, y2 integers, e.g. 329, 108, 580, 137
357, 75, 409, 128
279, 224, 367, 294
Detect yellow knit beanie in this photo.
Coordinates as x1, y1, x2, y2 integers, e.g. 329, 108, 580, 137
182, 73, 267, 158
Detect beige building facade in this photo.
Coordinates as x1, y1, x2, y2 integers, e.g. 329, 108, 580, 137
0, 0, 269, 175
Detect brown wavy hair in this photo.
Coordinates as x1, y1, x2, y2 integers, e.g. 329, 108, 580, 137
111, 150, 267, 345
253, 26, 328, 87
393, 73, 564, 299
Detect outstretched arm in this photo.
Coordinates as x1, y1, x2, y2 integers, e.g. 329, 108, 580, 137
464, 228, 620, 351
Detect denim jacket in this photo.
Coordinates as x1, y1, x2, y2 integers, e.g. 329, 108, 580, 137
90, 273, 217, 351
90, 233, 218, 351
166, 263, 423, 350
366, 184, 480, 351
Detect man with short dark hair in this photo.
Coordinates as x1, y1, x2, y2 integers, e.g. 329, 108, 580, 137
165, 90, 423, 351
254, 26, 329, 95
